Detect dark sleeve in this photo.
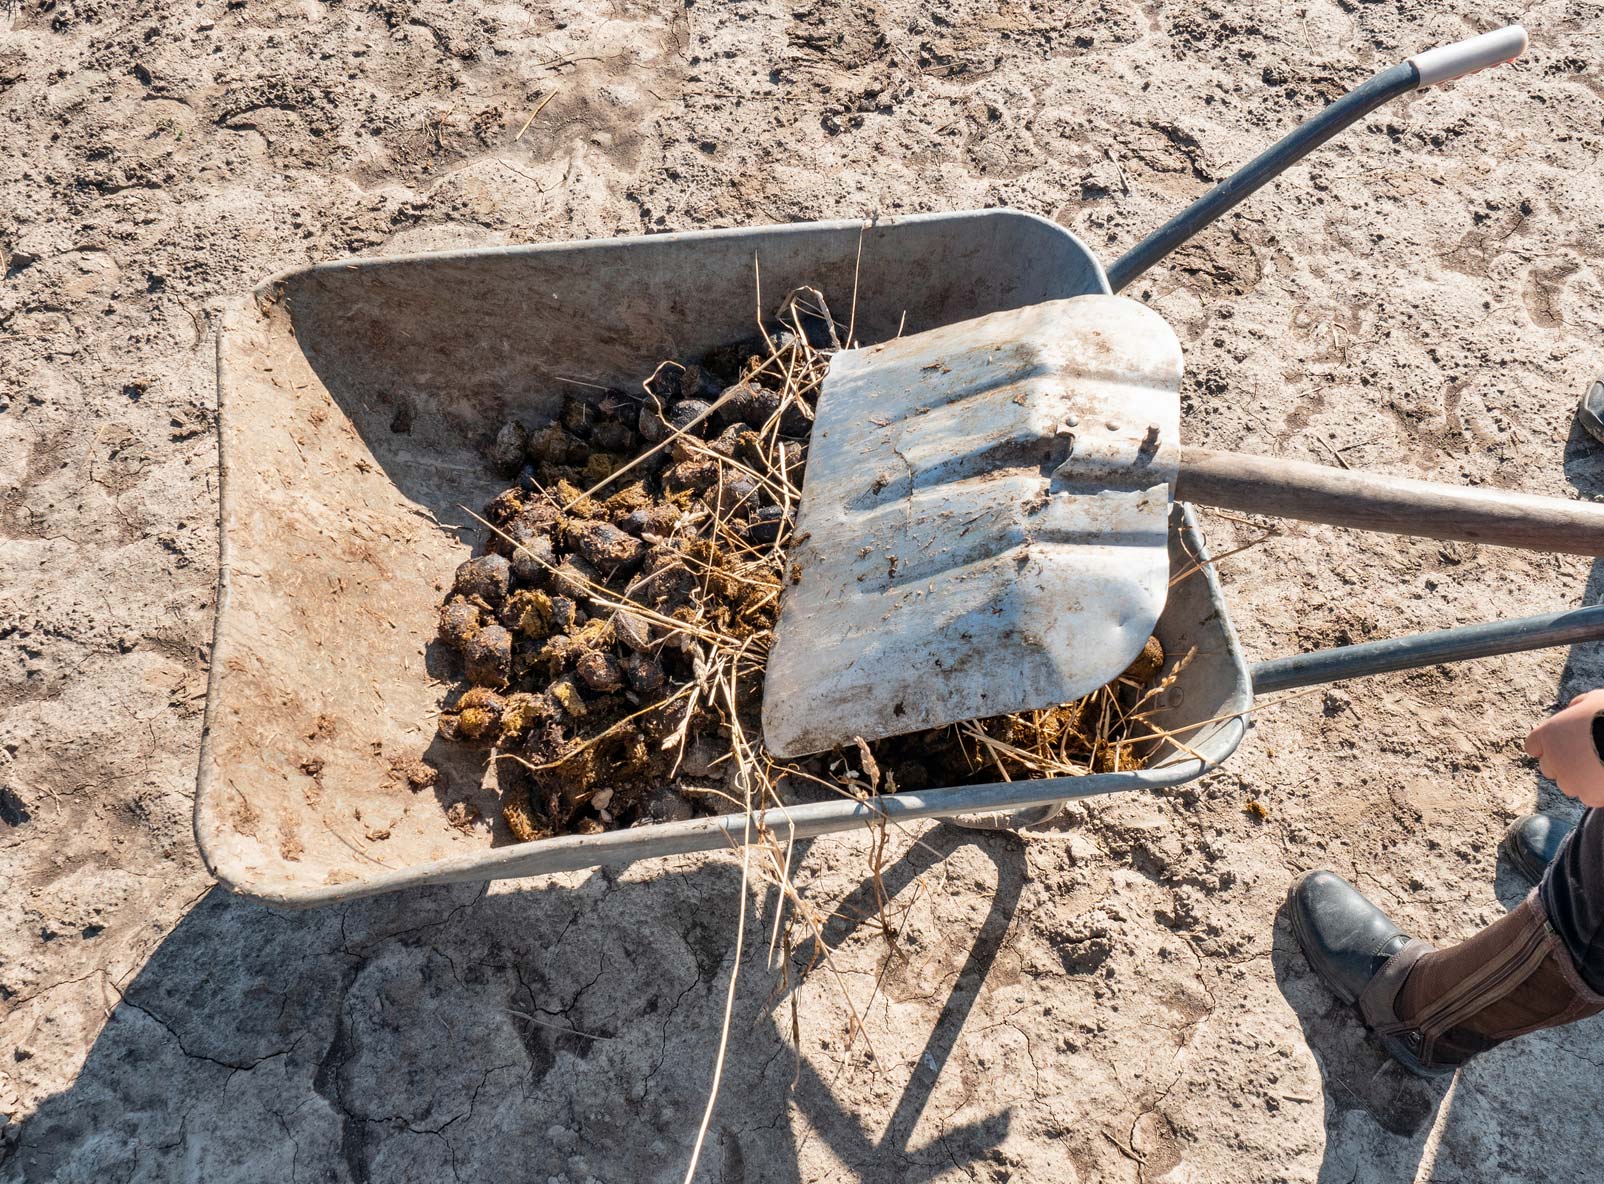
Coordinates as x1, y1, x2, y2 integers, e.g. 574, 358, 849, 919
1592, 715, 1604, 761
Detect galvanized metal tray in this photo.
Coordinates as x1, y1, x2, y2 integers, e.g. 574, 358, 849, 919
198, 213, 1250, 906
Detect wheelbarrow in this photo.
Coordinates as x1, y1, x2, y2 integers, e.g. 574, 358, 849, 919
198, 26, 1599, 905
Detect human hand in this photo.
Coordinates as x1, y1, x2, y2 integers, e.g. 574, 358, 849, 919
1525, 690, 1604, 809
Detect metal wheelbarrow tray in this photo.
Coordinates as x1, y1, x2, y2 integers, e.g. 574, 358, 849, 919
201, 214, 1251, 905
201, 214, 1604, 906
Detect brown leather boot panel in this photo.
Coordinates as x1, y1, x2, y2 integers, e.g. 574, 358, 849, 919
1391, 893, 1604, 1068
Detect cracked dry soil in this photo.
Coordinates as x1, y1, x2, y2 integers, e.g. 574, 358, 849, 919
5, 0, 1604, 1181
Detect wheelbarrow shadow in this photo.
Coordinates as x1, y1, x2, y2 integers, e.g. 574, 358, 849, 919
4, 826, 1023, 1183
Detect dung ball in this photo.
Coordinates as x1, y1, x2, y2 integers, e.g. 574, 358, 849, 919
438, 597, 482, 650
569, 520, 647, 572
576, 650, 624, 693
453, 554, 511, 605
464, 624, 512, 687
491, 421, 529, 477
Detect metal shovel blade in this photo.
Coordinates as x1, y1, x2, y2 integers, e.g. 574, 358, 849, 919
763, 295, 1184, 757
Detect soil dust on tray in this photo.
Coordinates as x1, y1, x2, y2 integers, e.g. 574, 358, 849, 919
431, 286, 1178, 843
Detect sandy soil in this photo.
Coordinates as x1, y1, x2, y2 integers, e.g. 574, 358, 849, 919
5, 0, 1604, 1180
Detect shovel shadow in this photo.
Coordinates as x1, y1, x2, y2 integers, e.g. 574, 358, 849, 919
784, 823, 1027, 1169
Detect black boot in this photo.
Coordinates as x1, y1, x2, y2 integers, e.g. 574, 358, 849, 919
1291, 871, 1604, 1077
1289, 870, 1446, 1075
1578, 374, 1604, 445
1500, 813, 1573, 884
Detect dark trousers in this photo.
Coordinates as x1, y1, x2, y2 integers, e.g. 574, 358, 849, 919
1540, 807, 1604, 993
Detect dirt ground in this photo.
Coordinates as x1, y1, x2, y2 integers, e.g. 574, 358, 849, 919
5, 0, 1604, 1180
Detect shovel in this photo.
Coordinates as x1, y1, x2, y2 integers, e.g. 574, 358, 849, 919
761, 23, 1550, 757
762, 294, 1604, 757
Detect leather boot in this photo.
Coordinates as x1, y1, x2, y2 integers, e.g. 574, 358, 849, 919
1578, 374, 1604, 445
1291, 871, 1604, 1077
1500, 813, 1573, 884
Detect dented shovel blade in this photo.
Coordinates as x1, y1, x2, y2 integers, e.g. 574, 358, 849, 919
762, 295, 1184, 757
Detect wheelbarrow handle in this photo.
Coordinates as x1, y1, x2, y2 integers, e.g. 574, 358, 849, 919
1252, 605, 1604, 694
1175, 447, 1604, 558
1106, 24, 1528, 292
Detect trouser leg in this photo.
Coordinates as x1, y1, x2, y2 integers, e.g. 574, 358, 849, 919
1539, 807, 1604, 993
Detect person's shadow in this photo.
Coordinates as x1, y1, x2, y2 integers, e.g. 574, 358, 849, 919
1268, 417, 1604, 1183
2, 824, 1024, 1183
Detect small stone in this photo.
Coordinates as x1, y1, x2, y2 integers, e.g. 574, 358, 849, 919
464, 624, 512, 687
491, 421, 528, 477
453, 554, 511, 604
576, 650, 624, 692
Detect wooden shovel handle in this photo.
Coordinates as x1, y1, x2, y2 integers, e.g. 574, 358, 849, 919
1175, 448, 1604, 557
